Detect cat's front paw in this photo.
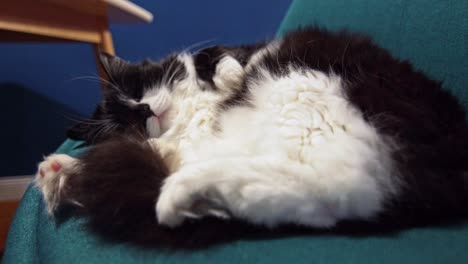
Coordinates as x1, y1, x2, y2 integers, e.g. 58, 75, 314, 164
156, 175, 192, 227
156, 169, 230, 227
213, 55, 245, 93
35, 154, 77, 214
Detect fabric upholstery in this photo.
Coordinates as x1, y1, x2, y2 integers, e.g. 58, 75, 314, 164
278, 0, 468, 111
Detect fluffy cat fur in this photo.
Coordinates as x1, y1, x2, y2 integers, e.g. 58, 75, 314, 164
35, 27, 468, 249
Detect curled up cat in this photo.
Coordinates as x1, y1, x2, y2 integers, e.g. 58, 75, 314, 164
35, 27, 468, 248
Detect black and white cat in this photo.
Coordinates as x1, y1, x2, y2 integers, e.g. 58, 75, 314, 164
35, 27, 468, 247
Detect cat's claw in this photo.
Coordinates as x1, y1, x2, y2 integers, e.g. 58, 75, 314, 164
35, 154, 77, 214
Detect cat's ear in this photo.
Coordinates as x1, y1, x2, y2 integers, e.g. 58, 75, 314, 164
99, 52, 130, 83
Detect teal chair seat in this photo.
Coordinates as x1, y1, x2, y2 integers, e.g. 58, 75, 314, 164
4, 0, 468, 263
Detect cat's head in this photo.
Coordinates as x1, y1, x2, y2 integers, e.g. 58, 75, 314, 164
67, 47, 253, 145
67, 52, 192, 144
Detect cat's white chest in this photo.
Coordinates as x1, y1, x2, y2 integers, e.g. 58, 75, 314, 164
226, 70, 354, 164
160, 89, 224, 164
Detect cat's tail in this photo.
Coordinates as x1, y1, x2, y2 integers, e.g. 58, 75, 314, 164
63, 136, 261, 249
64, 136, 172, 245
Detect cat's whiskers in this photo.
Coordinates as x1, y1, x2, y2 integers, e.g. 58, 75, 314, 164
63, 114, 112, 125
161, 56, 179, 85
163, 57, 186, 86
68, 76, 121, 92
182, 39, 215, 54
101, 123, 119, 138
167, 62, 184, 84
91, 121, 114, 143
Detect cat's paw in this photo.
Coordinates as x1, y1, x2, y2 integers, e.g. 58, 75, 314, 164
156, 170, 230, 227
156, 174, 192, 227
213, 55, 245, 93
35, 154, 77, 214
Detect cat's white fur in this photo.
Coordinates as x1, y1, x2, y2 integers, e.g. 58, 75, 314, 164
36, 46, 400, 228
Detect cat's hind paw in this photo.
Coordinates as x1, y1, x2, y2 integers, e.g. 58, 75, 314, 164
35, 154, 77, 214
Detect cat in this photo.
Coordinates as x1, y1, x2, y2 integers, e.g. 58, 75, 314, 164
35, 27, 468, 248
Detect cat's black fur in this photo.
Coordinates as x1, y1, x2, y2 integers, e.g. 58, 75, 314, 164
57, 27, 468, 249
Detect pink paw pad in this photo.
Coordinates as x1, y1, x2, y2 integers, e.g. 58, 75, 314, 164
51, 161, 62, 172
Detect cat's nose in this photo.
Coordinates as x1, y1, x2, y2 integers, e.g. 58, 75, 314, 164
139, 104, 154, 118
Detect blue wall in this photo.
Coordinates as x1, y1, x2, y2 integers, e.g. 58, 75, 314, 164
0, 0, 292, 175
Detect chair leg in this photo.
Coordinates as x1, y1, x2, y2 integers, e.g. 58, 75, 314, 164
98, 28, 115, 55
93, 26, 115, 89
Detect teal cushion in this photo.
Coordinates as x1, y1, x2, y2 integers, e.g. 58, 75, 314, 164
278, 0, 468, 111
5, 1, 468, 263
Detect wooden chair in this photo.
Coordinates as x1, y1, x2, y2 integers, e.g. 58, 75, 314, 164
0, 0, 153, 81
